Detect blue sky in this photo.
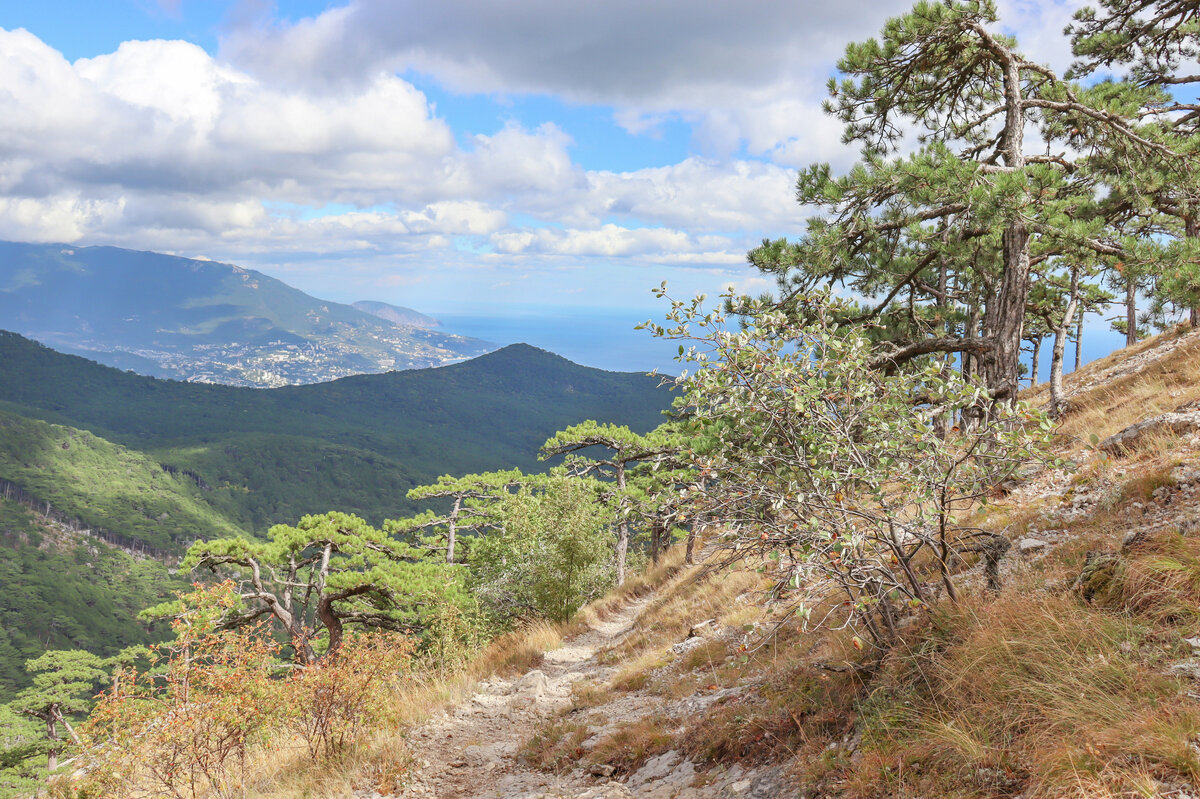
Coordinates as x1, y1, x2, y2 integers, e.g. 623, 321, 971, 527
0, 0, 1112, 350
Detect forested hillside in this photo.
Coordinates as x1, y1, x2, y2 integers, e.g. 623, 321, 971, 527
0, 498, 182, 697
0, 332, 671, 530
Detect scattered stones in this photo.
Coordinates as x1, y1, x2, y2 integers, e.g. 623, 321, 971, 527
1098, 410, 1200, 454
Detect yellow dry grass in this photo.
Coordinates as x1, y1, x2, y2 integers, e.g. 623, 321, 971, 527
1022, 325, 1200, 445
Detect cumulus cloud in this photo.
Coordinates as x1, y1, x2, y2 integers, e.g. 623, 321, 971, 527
0, 2, 1102, 311
0, 25, 805, 272
219, 0, 914, 163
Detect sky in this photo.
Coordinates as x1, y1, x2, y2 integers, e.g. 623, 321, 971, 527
0, 0, 1095, 331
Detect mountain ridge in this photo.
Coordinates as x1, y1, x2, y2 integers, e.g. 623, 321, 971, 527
0, 240, 494, 387
0, 331, 673, 531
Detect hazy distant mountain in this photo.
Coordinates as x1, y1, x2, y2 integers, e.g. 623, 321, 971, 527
352, 300, 442, 329
0, 241, 495, 387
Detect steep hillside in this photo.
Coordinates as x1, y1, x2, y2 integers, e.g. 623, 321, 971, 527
0, 498, 183, 697
353, 300, 443, 329
302, 327, 1200, 799
0, 241, 493, 386
0, 332, 672, 529
0, 411, 246, 552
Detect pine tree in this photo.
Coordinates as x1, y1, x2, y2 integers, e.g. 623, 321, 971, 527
11, 650, 105, 772
749, 0, 1174, 407
539, 422, 672, 585
387, 469, 525, 563
174, 512, 469, 663
1070, 2, 1200, 326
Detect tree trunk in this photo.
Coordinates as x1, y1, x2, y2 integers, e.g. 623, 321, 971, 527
316, 598, 344, 658
615, 466, 628, 586
1050, 270, 1080, 418
1189, 217, 1200, 328
446, 496, 460, 564
1126, 278, 1138, 347
984, 218, 1031, 404
45, 713, 58, 773
981, 53, 1029, 408
1029, 335, 1041, 387
962, 302, 979, 384
685, 525, 698, 565
1074, 306, 1083, 372
649, 520, 664, 564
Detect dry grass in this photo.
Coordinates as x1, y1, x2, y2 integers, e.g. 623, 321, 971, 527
602, 564, 763, 664
1093, 530, 1200, 624
837, 589, 1200, 798
1022, 325, 1200, 446
520, 719, 591, 772
586, 716, 676, 775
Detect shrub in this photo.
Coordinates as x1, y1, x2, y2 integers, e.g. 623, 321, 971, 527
80, 582, 283, 799
282, 631, 415, 760
648, 290, 1057, 647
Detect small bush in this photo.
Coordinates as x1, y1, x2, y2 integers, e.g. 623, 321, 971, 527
283, 631, 415, 760
521, 720, 590, 772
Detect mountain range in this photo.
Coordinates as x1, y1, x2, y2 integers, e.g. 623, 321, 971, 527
0, 331, 672, 542
0, 241, 494, 387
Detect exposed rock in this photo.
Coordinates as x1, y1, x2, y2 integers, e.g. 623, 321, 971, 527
1098, 410, 1200, 454
671, 636, 709, 656
1167, 659, 1200, 680
627, 750, 695, 792
516, 669, 551, 700
1075, 552, 1120, 602
573, 783, 634, 799
1018, 537, 1048, 554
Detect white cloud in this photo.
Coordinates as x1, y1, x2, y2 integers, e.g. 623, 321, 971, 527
0, 2, 1101, 312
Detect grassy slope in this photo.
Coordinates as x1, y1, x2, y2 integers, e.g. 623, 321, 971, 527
508, 327, 1200, 798
0, 410, 245, 551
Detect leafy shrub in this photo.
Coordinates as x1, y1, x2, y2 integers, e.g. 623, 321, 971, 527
470, 475, 615, 625
282, 631, 414, 761
79, 583, 283, 799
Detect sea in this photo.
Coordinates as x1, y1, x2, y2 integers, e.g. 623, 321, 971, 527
435, 308, 1139, 384
434, 309, 684, 375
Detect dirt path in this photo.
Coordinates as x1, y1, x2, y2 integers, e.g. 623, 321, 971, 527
390, 598, 652, 799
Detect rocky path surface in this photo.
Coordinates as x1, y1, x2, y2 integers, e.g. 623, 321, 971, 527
387, 598, 654, 799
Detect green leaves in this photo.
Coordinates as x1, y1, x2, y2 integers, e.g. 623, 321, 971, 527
180, 512, 470, 663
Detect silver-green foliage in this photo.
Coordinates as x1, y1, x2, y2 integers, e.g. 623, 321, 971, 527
650, 290, 1058, 647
